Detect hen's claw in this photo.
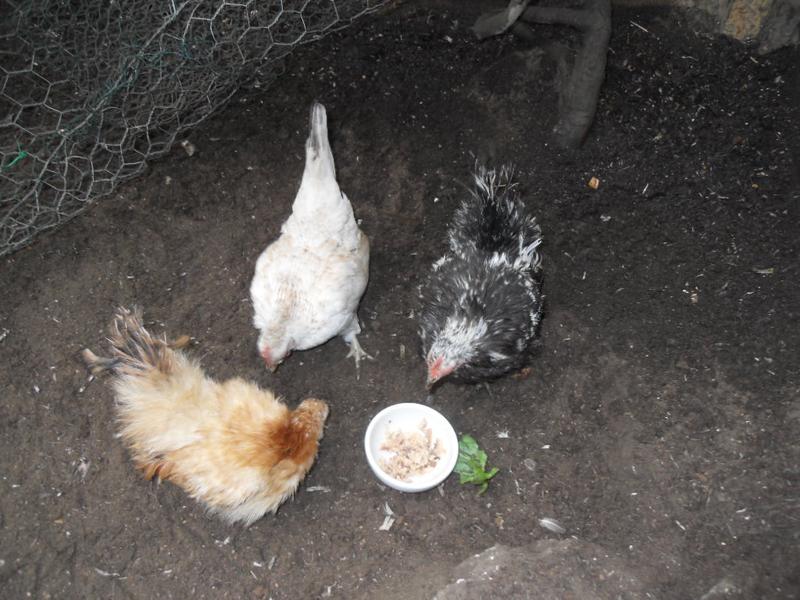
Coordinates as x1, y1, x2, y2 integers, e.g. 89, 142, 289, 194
512, 366, 532, 380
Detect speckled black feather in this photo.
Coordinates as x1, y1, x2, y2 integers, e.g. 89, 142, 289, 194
419, 257, 542, 383
449, 165, 542, 266
419, 165, 543, 385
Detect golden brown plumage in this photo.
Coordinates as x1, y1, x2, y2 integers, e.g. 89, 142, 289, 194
81, 307, 329, 525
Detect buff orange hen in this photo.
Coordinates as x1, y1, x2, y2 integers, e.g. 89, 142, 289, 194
81, 307, 329, 525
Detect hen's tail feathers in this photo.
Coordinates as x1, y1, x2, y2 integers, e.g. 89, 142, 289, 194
81, 307, 175, 378
304, 102, 336, 181
449, 164, 543, 270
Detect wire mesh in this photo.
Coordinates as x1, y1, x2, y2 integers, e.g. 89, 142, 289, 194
0, 0, 386, 257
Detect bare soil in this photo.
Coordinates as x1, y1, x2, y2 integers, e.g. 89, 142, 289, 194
1, 1, 799, 598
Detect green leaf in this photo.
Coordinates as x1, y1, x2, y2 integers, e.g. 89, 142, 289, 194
454, 434, 499, 494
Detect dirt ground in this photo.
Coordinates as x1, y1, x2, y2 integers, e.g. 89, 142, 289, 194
1, 1, 799, 598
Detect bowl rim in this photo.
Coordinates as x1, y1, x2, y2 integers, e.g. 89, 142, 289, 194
364, 402, 459, 493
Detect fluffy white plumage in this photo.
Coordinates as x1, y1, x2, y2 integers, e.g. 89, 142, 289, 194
250, 102, 370, 374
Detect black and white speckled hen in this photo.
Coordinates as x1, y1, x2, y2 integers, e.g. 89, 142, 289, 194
419, 165, 543, 388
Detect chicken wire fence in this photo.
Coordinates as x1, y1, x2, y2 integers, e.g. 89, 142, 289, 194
0, 0, 386, 258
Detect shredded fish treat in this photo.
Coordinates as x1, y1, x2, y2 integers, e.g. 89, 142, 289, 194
379, 419, 445, 481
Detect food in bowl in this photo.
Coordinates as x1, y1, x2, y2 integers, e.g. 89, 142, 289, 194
378, 419, 444, 481
364, 403, 459, 492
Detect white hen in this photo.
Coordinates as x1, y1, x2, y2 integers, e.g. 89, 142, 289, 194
250, 102, 370, 375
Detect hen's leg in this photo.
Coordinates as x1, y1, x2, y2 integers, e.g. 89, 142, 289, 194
341, 318, 373, 379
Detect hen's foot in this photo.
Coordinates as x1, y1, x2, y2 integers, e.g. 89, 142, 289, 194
513, 366, 532, 380
346, 336, 373, 379
169, 335, 193, 350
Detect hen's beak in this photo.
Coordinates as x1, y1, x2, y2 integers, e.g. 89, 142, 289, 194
261, 347, 279, 372
426, 357, 454, 389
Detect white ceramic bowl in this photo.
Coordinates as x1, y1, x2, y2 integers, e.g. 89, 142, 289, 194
364, 403, 459, 493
